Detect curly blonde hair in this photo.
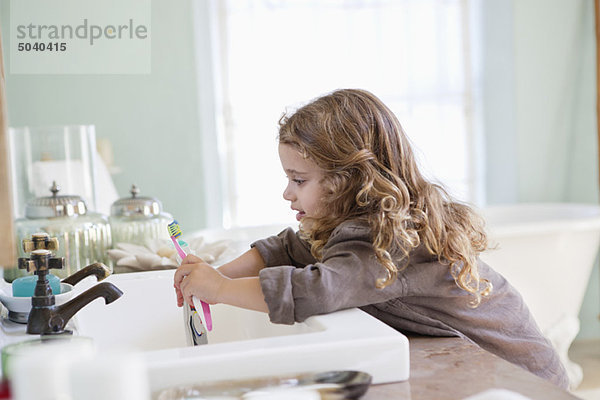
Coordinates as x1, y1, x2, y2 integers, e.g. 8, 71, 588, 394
278, 89, 492, 306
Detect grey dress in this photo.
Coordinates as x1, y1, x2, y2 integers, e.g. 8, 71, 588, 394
252, 219, 569, 389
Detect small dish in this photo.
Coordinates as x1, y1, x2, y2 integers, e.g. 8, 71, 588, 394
0, 283, 74, 323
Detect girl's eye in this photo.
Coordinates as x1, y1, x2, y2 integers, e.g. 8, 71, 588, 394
292, 179, 306, 185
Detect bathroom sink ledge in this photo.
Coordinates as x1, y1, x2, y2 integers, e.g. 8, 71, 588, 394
145, 333, 408, 393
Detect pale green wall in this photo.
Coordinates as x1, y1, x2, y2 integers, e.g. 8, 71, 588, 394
513, 0, 597, 203
483, 0, 599, 340
482, 0, 518, 204
0, 0, 207, 231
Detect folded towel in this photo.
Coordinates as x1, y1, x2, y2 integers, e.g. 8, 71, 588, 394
108, 237, 233, 273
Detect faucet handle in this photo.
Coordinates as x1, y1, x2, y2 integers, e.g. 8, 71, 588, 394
22, 233, 59, 253
17, 258, 38, 273
48, 255, 65, 270
18, 249, 64, 273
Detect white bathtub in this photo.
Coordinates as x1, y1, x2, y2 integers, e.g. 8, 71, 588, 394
480, 203, 600, 388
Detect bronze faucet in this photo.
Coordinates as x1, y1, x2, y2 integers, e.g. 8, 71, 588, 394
18, 233, 123, 335
27, 281, 123, 335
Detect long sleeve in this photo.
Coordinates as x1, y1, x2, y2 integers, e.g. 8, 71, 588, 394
253, 222, 404, 324
251, 227, 315, 269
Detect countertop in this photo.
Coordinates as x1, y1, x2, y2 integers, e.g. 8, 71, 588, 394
362, 336, 579, 400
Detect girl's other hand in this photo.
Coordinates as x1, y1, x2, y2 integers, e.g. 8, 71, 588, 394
173, 254, 229, 307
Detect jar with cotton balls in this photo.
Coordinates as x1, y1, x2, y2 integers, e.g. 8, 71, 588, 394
109, 184, 173, 245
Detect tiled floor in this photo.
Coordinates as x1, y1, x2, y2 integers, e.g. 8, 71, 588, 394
569, 339, 600, 400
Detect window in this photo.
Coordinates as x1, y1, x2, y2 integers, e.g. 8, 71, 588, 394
207, 0, 482, 227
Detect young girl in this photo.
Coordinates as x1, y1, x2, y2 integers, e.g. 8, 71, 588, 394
174, 89, 569, 389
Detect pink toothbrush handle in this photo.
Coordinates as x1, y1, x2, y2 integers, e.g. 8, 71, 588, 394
172, 236, 213, 331
200, 301, 212, 331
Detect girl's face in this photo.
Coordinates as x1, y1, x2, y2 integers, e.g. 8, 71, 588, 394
278, 143, 325, 222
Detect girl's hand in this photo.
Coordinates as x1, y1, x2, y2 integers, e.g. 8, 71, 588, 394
173, 254, 229, 307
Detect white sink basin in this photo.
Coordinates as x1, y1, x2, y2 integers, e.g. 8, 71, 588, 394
73, 269, 409, 392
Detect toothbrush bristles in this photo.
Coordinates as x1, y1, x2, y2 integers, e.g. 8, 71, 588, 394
167, 220, 183, 238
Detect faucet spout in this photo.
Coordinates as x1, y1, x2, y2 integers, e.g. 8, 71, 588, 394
27, 282, 123, 335
61, 263, 111, 286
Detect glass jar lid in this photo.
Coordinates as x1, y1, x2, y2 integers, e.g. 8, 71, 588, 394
110, 184, 163, 217
25, 181, 87, 218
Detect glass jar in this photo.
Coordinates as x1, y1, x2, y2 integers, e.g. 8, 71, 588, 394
8, 125, 99, 219
5, 182, 112, 282
109, 185, 173, 246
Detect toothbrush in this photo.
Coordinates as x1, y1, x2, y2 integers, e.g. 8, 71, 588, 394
168, 220, 213, 331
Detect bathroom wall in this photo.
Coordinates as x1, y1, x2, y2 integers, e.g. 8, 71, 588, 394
483, 0, 599, 340
0, 0, 207, 231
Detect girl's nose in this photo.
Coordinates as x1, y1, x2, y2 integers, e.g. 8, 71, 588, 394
283, 183, 294, 201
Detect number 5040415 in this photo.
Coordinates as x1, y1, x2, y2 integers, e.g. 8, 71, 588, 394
17, 42, 66, 51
